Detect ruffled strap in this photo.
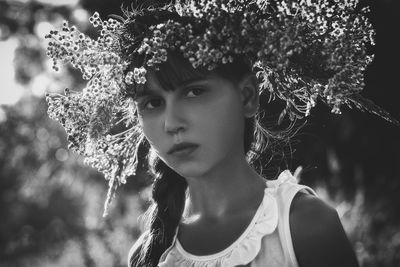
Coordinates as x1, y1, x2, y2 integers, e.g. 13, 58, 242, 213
221, 186, 278, 266
266, 169, 298, 189
225, 169, 302, 266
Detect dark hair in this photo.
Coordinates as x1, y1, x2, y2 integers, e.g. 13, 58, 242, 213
129, 51, 294, 266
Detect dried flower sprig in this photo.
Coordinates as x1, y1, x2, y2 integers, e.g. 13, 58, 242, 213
45, 12, 144, 216
45, 0, 398, 216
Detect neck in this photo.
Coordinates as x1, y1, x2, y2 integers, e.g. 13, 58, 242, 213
182, 155, 266, 224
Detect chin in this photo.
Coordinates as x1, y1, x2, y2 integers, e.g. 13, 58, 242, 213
169, 161, 209, 179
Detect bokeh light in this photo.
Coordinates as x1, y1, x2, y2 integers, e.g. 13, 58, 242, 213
0, 38, 24, 105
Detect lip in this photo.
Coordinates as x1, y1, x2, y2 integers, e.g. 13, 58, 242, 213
168, 142, 199, 155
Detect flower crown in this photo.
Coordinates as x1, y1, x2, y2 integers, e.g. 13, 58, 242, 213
45, 0, 398, 216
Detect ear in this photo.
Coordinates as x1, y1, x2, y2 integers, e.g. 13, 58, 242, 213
238, 74, 259, 118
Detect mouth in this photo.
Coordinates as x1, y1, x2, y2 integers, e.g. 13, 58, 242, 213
168, 142, 199, 155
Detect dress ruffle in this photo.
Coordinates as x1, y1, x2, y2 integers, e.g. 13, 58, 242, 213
158, 170, 297, 267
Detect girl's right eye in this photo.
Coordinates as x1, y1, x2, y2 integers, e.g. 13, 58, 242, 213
138, 97, 163, 111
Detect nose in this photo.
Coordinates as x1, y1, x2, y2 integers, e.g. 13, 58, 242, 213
163, 100, 186, 135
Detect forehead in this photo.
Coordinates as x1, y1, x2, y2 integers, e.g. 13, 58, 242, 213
141, 52, 209, 90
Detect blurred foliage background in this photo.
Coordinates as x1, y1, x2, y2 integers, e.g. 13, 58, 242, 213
0, 0, 399, 266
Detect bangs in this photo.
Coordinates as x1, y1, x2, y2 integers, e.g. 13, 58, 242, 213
147, 52, 209, 92
128, 51, 253, 96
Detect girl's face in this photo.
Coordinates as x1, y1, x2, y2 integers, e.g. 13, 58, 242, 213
135, 71, 250, 178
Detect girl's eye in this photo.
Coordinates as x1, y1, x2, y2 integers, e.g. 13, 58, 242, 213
186, 87, 205, 97
138, 98, 163, 111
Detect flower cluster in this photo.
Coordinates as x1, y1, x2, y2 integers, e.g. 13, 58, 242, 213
125, 67, 147, 84
45, 0, 398, 216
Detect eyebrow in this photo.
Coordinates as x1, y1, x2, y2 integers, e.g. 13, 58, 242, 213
134, 77, 209, 99
134, 88, 158, 99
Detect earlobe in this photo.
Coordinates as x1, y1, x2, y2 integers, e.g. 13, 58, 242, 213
240, 75, 260, 118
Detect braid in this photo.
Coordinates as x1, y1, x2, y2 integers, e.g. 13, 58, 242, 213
134, 152, 187, 267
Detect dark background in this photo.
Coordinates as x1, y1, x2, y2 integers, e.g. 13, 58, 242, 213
0, 0, 399, 266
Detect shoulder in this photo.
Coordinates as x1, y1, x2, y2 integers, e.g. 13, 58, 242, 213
127, 230, 149, 267
289, 191, 359, 267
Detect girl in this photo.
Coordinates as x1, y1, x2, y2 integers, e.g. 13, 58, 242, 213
45, 0, 398, 266
127, 52, 360, 267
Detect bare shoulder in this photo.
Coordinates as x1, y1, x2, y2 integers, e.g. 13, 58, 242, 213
127, 230, 149, 267
289, 191, 359, 267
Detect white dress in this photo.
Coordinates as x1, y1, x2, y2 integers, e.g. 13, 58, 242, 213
157, 169, 318, 267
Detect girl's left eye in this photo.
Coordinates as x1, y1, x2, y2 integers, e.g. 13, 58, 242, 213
186, 87, 205, 97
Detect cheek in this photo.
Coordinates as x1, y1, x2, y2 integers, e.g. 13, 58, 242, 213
197, 95, 244, 149
139, 116, 161, 150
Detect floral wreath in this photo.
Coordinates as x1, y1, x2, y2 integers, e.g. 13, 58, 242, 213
44, 0, 398, 216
